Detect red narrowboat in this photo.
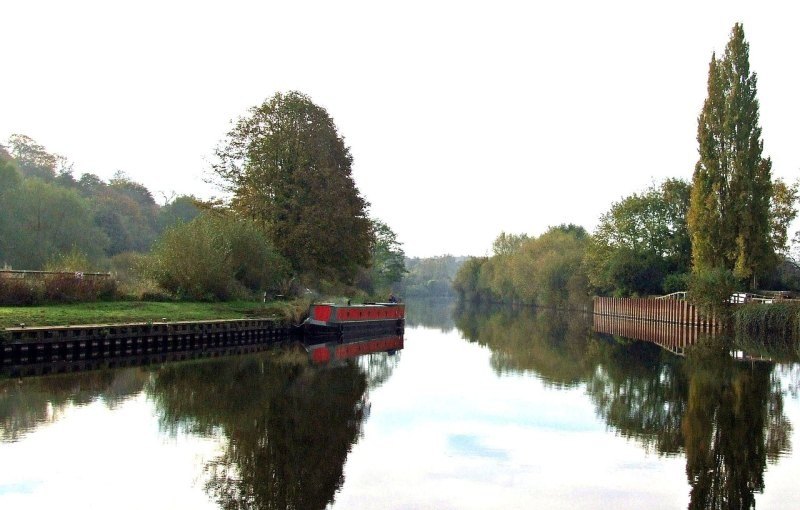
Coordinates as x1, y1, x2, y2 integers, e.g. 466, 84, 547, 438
303, 303, 405, 344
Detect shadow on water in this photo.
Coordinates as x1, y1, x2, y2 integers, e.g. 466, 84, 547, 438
453, 302, 795, 510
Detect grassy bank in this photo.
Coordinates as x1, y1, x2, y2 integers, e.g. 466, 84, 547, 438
0, 299, 311, 330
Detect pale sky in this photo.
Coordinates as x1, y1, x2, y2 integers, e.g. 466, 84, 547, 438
3, 1, 798, 257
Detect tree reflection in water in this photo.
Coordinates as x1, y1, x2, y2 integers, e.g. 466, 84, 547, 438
359, 350, 401, 390
147, 351, 388, 510
1, 345, 398, 509
404, 298, 457, 333
0, 368, 148, 442
454, 304, 793, 509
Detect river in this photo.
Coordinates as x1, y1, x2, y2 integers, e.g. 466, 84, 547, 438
1, 300, 799, 509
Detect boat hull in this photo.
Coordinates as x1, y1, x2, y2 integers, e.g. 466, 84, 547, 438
303, 303, 405, 345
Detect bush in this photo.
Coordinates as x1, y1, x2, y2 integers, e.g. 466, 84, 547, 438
0, 278, 42, 305
44, 248, 92, 273
732, 302, 800, 340
0, 274, 118, 305
662, 272, 690, 294
108, 251, 154, 299
688, 267, 738, 317
42, 274, 118, 302
148, 213, 290, 301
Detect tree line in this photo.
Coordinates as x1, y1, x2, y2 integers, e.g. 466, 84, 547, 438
397, 255, 468, 298
0, 134, 203, 270
1, 92, 406, 303
454, 24, 799, 307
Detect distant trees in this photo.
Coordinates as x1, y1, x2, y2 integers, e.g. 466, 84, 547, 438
0, 135, 202, 271
454, 226, 590, 308
80, 171, 159, 254
688, 24, 774, 288
157, 195, 203, 232
400, 255, 467, 298
0, 175, 109, 269
213, 91, 372, 284
7, 134, 65, 181
1, 115, 397, 301
492, 232, 529, 256
0, 155, 22, 265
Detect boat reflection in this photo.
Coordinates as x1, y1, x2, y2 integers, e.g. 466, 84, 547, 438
307, 335, 403, 364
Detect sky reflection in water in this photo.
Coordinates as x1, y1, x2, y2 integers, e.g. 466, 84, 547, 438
1, 302, 799, 509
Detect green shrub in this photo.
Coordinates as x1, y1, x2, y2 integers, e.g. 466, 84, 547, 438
733, 302, 800, 340
662, 272, 690, 294
42, 274, 118, 303
148, 213, 289, 301
0, 274, 117, 305
0, 278, 42, 305
44, 248, 92, 272
688, 267, 737, 317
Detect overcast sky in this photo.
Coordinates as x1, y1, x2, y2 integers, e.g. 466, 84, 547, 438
3, 1, 798, 257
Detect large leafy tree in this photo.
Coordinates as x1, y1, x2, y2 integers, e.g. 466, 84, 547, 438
688, 24, 773, 287
585, 179, 691, 296
213, 91, 371, 283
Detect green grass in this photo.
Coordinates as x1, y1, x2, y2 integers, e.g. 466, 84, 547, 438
0, 299, 311, 330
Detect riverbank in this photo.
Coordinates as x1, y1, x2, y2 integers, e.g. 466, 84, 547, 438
0, 299, 310, 330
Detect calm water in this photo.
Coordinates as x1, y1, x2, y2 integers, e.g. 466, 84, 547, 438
2, 300, 799, 509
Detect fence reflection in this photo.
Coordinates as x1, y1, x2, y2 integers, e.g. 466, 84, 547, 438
593, 314, 716, 356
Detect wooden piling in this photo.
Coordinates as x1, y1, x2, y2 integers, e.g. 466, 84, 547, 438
592, 296, 719, 330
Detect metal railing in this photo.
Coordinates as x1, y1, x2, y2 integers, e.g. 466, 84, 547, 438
0, 270, 111, 280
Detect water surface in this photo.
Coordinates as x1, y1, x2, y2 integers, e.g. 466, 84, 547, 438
1, 301, 799, 509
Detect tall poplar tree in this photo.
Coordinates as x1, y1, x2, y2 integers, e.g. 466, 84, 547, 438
688, 23, 773, 288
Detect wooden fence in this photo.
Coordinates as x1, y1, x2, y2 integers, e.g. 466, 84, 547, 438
593, 296, 721, 330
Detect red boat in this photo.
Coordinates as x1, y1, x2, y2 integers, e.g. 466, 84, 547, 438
303, 303, 405, 344
308, 335, 404, 364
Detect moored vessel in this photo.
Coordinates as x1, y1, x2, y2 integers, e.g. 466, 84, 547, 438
303, 303, 405, 344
